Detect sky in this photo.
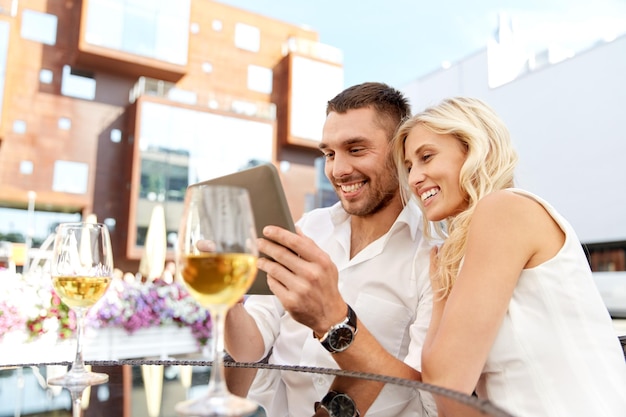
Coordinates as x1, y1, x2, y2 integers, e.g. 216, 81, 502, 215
216, 0, 626, 88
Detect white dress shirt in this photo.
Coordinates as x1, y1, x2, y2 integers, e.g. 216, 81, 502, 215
244, 200, 435, 416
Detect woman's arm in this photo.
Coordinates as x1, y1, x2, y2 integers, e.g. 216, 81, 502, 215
421, 190, 559, 397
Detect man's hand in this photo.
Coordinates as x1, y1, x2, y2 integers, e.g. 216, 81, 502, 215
257, 225, 347, 336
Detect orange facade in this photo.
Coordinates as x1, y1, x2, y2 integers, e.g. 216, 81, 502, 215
0, 0, 342, 271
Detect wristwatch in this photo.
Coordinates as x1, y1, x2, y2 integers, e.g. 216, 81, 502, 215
314, 304, 358, 353
315, 390, 360, 417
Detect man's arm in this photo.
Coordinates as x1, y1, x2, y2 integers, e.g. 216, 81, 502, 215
257, 225, 423, 414
331, 317, 421, 377
224, 302, 266, 362
329, 321, 421, 414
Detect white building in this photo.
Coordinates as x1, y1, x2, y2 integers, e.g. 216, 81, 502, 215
401, 25, 626, 272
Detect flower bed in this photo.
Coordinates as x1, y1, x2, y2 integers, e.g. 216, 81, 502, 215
89, 278, 212, 346
0, 271, 212, 350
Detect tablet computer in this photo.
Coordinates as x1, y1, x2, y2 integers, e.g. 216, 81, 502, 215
189, 163, 296, 295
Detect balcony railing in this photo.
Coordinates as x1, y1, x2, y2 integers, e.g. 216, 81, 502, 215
284, 37, 343, 65
129, 77, 276, 121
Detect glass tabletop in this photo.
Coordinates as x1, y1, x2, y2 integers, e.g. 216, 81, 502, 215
0, 357, 513, 417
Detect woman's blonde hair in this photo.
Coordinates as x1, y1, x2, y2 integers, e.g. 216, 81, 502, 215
392, 97, 518, 297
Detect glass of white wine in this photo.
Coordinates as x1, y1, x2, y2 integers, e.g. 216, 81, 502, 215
48, 222, 113, 387
175, 185, 259, 416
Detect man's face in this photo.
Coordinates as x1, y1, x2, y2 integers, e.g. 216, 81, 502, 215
319, 107, 399, 217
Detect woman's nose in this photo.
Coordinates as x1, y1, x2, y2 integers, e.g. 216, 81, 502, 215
408, 166, 425, 189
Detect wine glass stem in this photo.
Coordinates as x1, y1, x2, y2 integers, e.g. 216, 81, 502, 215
72, 395, 81, 417
72, 308, 88, 373
207, 306, 229, 397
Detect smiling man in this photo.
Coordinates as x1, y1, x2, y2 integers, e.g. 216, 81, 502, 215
225, 82, 436, 417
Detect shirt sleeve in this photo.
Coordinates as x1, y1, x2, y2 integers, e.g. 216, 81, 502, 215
244, 294, 285, 361
404, 236, 435, 371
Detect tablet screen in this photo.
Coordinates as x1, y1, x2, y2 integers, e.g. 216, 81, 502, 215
188, 163, 295, 294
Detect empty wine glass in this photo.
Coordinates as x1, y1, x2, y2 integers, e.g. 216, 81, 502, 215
175, 185, 259, 416
47, 222, 113, 386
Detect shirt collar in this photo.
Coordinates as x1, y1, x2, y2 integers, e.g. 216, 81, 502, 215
327, 199, 422, 241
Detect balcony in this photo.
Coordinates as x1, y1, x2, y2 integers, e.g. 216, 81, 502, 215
75, 0, 189, 82
129, 77, 276, 121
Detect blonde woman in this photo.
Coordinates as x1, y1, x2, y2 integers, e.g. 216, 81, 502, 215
392, 96, 626, 417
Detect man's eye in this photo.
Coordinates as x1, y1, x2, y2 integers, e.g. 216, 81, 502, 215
323, 152, 334, 159
349, 148, 364, 154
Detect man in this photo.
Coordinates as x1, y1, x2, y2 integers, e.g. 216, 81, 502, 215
225, 82, 434, 416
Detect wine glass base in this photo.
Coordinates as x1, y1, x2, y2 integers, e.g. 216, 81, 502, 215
47, 370, 109, 387
175, 393, 259, 416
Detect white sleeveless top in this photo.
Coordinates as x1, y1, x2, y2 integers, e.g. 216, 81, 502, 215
475, 189, 626, 416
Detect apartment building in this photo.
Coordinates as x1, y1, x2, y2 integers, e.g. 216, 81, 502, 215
401, 22, 626, 272
0, 0, 343, 271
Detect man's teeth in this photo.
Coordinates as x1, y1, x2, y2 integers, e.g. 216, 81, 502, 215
341, 183, 364, 193
420, 188, 439, 201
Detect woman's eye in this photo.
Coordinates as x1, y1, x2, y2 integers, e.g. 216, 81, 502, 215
422, 153, 432, 162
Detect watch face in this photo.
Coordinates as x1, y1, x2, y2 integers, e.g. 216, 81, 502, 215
329, 393, 356, 417
329, 326, 354, 352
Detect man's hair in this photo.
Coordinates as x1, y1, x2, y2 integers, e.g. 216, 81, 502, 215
326, 82, 411, 139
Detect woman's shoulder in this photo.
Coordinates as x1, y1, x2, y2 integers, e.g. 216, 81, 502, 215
472, 189, 552, 234
475, 189, 538, 213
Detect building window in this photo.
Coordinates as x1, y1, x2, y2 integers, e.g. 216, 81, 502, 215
19, 160, 33, 175
61, 65, 96, 100
20, 9, 57, 45
110, 129, 122, 143
58, 117, 71, 130
289, 56, 344, 143
231, 100, 257, 116
235, 23, 260, 52
52, 160, 89, 194
134, 101, 273, 247
104, 217, 116, 231
166, 88, 197, 105
201, 62, 213, 73
212, 20, 222, 31
39, 69, 53, 84
13, 120, 26, 134
247, 65, 273, 94
590, 248, 626, 272
84, 0, 190, 66
190, 22, 200, 34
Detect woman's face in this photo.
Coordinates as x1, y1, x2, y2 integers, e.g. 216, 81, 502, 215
403, 123, 468, 221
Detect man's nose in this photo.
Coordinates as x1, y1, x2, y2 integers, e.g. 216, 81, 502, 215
331, 153, 352, 178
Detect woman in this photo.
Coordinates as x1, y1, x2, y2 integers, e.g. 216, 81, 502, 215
392, 97, 626, 417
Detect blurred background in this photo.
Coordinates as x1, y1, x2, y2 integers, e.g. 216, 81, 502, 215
0, 0, 623, 289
